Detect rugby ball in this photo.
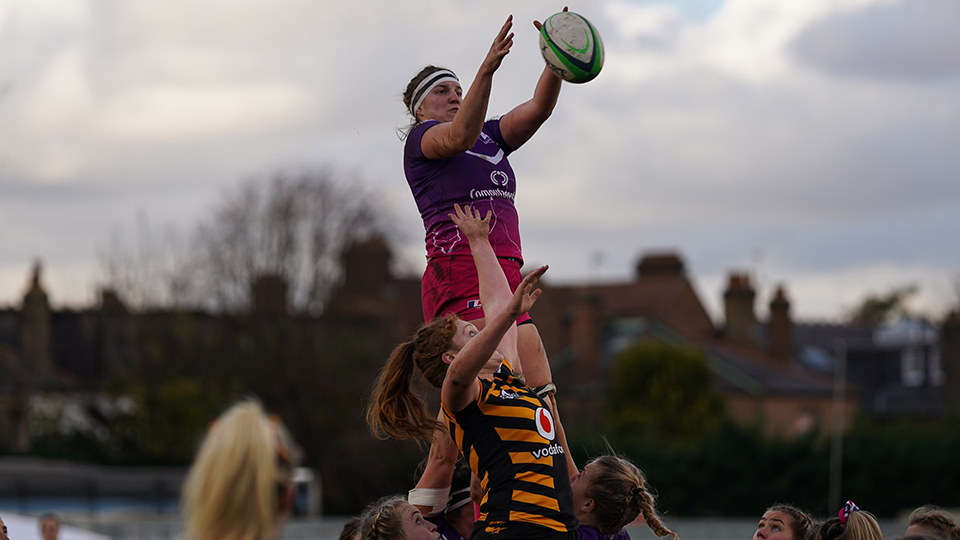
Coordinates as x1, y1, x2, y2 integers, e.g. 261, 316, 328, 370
539, 12, 604, 83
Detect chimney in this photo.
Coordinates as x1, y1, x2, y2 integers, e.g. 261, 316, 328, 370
252, 274, 288, 316
768, 285, 793, 365
724, 272, 757, 346
21, 260, 52, 373
340, 236, 392, 292
99, 288, 128, 315
636, 252, 685, 280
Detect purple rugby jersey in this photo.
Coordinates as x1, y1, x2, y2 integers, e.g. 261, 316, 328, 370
404, 118, 522, 261
576, 525, 631, 540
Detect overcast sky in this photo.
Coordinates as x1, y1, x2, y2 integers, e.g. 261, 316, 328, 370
1, 0, 959, 323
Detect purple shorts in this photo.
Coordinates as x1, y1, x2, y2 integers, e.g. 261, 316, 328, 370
421, 255, 532, 324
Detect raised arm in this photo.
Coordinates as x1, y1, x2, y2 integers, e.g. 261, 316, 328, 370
498, 9, 567, 150
442, 263, 547, 412
421, 16, 514, 160
449, 204, 515, 322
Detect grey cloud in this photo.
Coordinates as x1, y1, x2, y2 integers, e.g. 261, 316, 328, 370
789, 0, 960, 80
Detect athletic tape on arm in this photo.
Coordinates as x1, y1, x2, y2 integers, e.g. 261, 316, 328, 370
408, 487, 451, 516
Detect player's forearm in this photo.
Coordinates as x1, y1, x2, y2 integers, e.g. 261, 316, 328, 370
465, 231, 513, 319
449, 71, 494, 149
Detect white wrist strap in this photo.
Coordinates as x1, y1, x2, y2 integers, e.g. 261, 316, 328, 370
408, 487, 450, 515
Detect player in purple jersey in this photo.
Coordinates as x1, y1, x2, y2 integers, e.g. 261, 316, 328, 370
401, 11, 568, 456
567, 455, 678, 540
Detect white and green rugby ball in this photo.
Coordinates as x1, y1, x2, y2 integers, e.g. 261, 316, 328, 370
539, 12, 604, 84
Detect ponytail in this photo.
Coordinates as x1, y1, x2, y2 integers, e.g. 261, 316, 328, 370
808, 510, 882, 540
588, 455, 677, 539
636, 487, 678, 540
367, 341, 441, 443
367, 316, 459, 444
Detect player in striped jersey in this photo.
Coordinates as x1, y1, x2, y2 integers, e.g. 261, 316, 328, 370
368, 204, 575, 540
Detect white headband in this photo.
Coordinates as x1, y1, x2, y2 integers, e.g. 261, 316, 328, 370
410, 69, 459, 117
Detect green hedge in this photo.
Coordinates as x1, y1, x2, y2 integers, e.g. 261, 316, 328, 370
570, 417, 960, 518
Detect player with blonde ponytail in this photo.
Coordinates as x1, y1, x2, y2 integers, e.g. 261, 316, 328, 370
569, 454, 678, 540
182, 399, 302, 540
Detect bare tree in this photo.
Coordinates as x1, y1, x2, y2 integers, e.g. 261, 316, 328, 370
99, 212, 197, 309
100, 168, 387, 313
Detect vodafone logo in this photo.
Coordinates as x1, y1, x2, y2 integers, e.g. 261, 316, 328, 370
535, 407, 556, 441
490, 170, 509, 186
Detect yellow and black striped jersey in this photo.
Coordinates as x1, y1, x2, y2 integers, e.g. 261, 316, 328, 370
441, 361, 577, 539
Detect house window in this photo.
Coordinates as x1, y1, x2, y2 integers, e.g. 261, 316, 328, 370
900, 346, 925, 387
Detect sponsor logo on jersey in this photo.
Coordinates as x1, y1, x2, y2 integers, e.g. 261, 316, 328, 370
490, 170, 509, 186
470, 187, 515, 201
535, 407, 556, 441
531, 443, 565, 459
467, 299, 482, 309
465, 147, 505, 165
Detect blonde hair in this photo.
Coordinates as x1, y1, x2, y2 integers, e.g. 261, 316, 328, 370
587, 455, 677, 539
808, 511, 883, 540
359, 496, 409, 540
182, 399, 302, 540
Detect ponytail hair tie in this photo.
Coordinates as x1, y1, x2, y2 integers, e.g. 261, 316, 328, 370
838, 500, 860, 525
632, 486, 643, 496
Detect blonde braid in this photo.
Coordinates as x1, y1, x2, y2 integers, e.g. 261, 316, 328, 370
637, 487, 678, 540
359, 496, 407, 540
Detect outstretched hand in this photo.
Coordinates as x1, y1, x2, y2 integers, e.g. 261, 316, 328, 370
449, 203, 491, 242
533, 6, 568, 31
481, 15, 514, 75
507, 265, 548, 318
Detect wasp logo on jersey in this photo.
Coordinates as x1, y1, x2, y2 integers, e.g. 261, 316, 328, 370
499, 389, 519, 399
534, 407, 556, 441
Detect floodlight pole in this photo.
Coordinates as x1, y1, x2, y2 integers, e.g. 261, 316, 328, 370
828, 340, 847, 511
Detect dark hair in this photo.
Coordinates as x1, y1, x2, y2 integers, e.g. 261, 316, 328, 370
585, 455, 677, 539
339, 517, 361, 540
807, 511, 882, 540
366, 315, 459, 443
359, 496, 408, 540
909, 505, 960, 540
765, 505, 813, 540
447, 461, 473, 512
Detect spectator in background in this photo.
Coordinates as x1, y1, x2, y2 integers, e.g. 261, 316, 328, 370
38, 514, 58, 540
905, 506, 960, 540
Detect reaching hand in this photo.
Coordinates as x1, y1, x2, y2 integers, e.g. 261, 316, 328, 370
481, 15, 514, 75
449, 203, 491, 242
507, 265, 548, 317
533, 6, 568, 31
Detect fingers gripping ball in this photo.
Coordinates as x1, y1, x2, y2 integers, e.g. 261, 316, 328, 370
539, 12, 604, 83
